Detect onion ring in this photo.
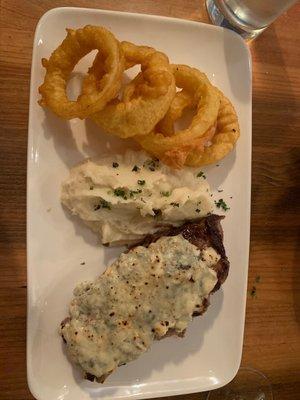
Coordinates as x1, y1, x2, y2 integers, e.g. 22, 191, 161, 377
134, 64, 220, 169
156, 89, 196, 137
185, 90, 240, 166
89, 41, 176, 138
38, 25, 124, 119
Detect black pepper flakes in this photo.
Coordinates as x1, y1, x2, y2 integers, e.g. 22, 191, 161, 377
132, 165, 140, 172
94, 198, 111, 210
152, 208, 162, 218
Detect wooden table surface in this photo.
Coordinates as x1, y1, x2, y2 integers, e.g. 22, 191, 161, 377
1, 1, 299, 399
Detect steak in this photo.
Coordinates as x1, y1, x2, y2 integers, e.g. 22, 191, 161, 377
61, 214, 229, 383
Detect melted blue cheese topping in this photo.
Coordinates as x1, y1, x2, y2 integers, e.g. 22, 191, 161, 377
61, 235, 219, 379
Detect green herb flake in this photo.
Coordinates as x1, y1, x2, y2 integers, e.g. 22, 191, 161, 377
255, 275, 261, 283
138, 180, 145, 186
112, 162, 119, 168
132, 165, 140, 172
215, 198, 230, 211
197, 171, 206, 179
170, 202, 179, 207
250, 286, 257, 298
113, 188, 127, 199
94, 198, 111, 211
161, 191, 170, 197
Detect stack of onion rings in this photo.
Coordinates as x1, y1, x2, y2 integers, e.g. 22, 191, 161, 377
134, 65, 221, 168
38, 25, 240, 168
90, 42, 176, 138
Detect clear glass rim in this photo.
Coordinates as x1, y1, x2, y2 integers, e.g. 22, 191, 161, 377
206, 366, 274, 400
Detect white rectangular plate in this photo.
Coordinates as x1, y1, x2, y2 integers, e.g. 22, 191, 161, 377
27, 7, 252, 400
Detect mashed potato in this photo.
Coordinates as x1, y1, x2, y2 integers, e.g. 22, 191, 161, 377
61, 151, 213, 245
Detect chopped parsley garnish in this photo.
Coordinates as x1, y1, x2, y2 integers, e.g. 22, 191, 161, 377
110, 187, 142, 200
94, 198, 111, 211
113, 188, 127, 199
215, 198, 230, 211
197, 171, 206, 179
195, 208, 201, 213
138, 180, 145, 186
170, 202, 179, 207
250, 286, 257, 298
112, 162, 119, 168
132, 165, 140, 172
143, 158, 159, 171
161, 191, 170, 197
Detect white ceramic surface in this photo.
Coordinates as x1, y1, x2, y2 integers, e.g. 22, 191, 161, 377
27, 7, 252, 400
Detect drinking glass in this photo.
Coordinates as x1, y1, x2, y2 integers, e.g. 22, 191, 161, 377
206, 367, 273, 399
206, 0, 298, 40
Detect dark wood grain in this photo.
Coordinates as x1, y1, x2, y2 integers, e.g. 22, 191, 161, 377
0, 1, 299, 399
